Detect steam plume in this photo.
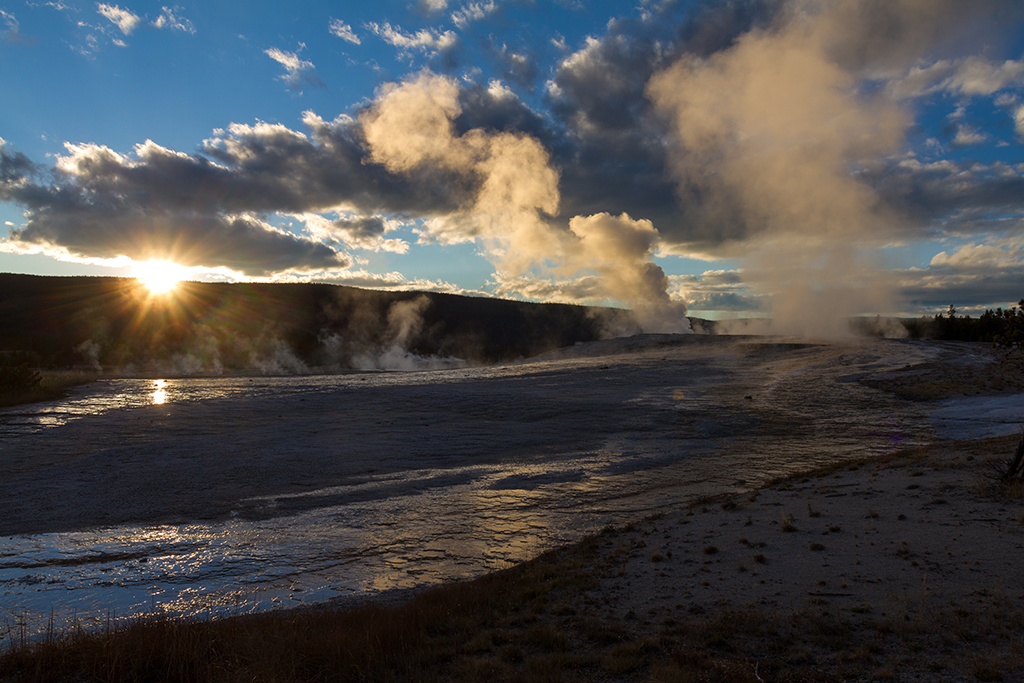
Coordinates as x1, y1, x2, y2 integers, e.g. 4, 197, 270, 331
361, 72, 689, 333
647, 0, 1008, 336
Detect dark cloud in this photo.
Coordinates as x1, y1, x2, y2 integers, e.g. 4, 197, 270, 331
329, 215, 389, 241
542, 18, 682, 232
0, 146, 37, 184
869, 159, 1024, 235
813, 0, 1024, 74
897, 265, 1024, 311
492, 42, 540, 90
304, 213, 409, 253
673, 0, 780, 57
1, 142, 346, 276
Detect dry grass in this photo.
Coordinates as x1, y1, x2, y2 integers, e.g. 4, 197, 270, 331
1, 543, 606, 683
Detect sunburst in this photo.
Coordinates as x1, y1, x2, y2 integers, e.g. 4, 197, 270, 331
136, 260, 187, 295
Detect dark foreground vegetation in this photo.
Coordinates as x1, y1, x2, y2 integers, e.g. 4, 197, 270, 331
0, 355, 97, 408
0, 273, 637, 373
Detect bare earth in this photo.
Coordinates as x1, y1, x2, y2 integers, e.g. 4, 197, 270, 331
528, 433, 1024, 681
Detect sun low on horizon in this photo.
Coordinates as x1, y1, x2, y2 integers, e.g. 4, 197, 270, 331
135, 260, 189, 296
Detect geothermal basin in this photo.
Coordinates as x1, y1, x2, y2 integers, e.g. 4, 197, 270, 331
2, 335, 1021, 639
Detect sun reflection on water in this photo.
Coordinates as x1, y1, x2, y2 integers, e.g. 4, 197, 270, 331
152, 379, 167, 405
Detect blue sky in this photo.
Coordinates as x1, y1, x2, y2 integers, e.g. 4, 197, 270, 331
2, 0, 1024, 327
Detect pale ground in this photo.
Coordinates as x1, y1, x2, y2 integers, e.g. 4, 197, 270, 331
556, 432, 1024, 681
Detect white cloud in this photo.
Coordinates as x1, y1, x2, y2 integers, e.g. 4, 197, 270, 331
451, 1, 497, 29
96, 3, 140, 35
1016, 105, 1024, 138
152, 6, 194, 34
418, 0, 449, 13
328, 18, 360, 44
994, 92, 1018, 108
365, 22, 456, 55
888, 57, 1024, 99
0, 10, 29, 42
264, 46, 323, 91
952, 125, 987, 147
929, 242, 1024, 271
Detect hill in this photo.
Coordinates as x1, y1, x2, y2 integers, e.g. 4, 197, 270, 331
0, 273, 641, 373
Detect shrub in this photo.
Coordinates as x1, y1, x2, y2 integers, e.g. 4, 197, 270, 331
0, 357, 41, 394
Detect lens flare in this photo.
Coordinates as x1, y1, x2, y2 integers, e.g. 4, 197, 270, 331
136, 260, 186, 295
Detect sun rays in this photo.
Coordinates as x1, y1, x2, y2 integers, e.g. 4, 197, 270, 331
135, 260, 188, 295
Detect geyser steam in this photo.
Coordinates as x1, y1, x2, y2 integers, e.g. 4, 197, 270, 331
647, 0, 1010, 336
361, 72, 690, 334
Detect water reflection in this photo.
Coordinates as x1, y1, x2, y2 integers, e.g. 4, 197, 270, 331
152, 379, 167, 405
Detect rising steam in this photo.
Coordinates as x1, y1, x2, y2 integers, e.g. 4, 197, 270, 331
646, 0, 1014, 336
348, 296, 466, 371
647, 0, 915, 336
361, 72, 690, 333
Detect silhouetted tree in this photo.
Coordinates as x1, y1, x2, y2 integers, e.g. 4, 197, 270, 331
993, 299, 1024, 360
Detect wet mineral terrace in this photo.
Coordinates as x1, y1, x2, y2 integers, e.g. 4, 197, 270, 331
2, 335, 1020, 639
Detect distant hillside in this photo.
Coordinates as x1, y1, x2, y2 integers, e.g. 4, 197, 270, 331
0, 273, 643, 373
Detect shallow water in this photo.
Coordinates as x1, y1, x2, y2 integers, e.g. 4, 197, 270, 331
1, 336, 1016, 640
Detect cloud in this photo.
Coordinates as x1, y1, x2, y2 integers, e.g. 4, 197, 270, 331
542, 24, 682, 238
298, 212, 410, 253
952, 125, 988, 147
5, 0, 1024, 323
488, 44, 538, 88
0, 140, 348, 276
1, 10, 34, 43
265, 46, 324, 91
868, 158, 1024, 236
328, 18, 360, 44
97, 3, 140, 35
888, 57, 1024, 100
669, 270, 766, 315
1016, 106, 1024, 138
895, 238, 1024, 312
418, 0, 449, 14
452, 1, 497, 28
365, 21, 457, 56
152, 6, 194, 33
930, 241, 1024, 271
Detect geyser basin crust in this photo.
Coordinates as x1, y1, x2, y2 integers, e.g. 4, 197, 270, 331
3, 334, 995, 536
1, 335, 1022, 638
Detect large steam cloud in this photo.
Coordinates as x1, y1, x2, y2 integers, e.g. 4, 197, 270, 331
647, 0, 1024, 332
360, 72, 689, 332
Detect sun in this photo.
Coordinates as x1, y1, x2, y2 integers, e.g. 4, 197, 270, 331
136, 260, 187, 295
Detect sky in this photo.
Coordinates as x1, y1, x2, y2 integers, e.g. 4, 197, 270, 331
2, 0, 1024, 330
